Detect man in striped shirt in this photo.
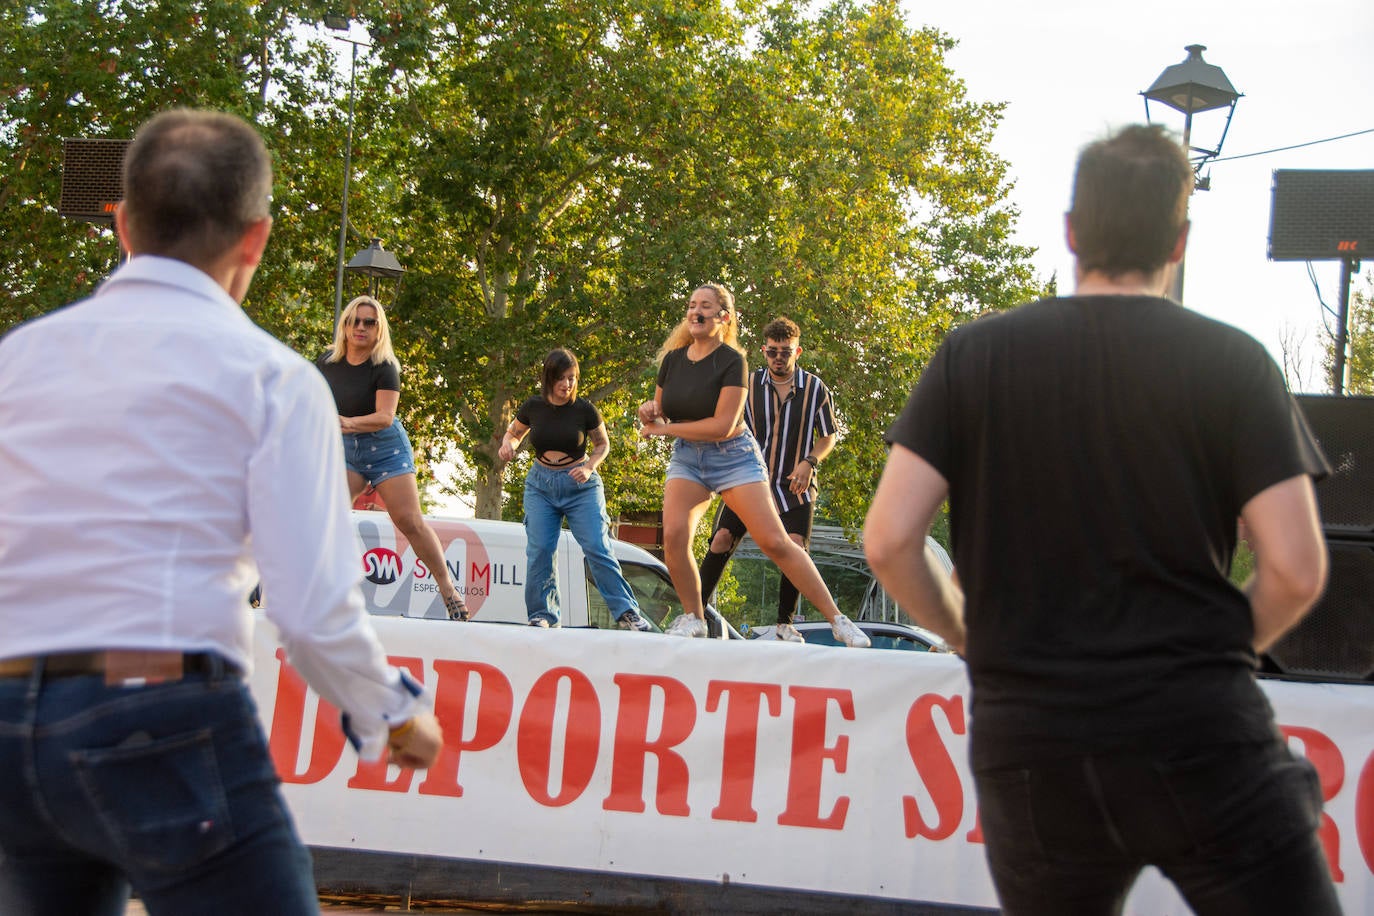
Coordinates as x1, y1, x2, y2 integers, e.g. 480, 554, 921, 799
697, 316, 837, 641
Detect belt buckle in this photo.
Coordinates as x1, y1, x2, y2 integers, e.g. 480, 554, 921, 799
104, 651, 184, 687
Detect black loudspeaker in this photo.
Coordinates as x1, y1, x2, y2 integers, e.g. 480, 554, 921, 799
1264, 540, 1374, 682
1295, 395, 1374, 537
1259, 396, 1374, 681
58, 138, 131, 224
1268, 169, 1374, 262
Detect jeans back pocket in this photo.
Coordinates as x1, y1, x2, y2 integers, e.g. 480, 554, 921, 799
73, 727, 234, 872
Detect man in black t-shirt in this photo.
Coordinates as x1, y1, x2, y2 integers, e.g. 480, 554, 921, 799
864, 125, 1339, 915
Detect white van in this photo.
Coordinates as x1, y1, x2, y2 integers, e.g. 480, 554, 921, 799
350, 510, 734, 637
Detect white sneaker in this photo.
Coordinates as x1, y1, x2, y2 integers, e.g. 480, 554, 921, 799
774, 623, 806, 643
665, 614, 708, 638
829, 614, 871, 648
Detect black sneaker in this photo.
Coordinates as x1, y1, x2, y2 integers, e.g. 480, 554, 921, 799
617, 610, 653, 632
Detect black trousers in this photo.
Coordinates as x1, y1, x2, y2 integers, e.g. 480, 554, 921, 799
973, 736, 1340, 916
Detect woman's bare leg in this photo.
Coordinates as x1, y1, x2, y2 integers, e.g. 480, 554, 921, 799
346, 470, 368, 503
720, 482, 843, 621
374, 474, 463, 612
662, 477, 715, 619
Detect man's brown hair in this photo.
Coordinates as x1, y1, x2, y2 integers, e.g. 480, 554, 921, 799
1068, 124, 1192, 277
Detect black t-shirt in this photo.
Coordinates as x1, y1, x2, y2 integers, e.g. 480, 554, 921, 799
656, 345, 748, 422
315, 351, 401, 418
515, 396, 603, 464
886, 296, 1329, 769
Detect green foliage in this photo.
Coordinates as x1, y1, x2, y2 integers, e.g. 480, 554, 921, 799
1332, 278, 1374, 395
1230, 537, 1255, 589
1, 1, 343, 330
3, 0, 1045, 538
363, 0, 1043, 525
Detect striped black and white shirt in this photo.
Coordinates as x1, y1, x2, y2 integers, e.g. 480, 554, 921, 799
744, 366, 837, 513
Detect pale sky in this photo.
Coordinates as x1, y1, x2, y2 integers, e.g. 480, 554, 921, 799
909, 0, 1374, 393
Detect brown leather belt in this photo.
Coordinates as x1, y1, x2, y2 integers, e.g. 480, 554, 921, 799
0, 650, 239, 686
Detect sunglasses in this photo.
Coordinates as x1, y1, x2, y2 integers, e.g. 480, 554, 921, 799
763, 346, 795, 358
351, 317, 379, 329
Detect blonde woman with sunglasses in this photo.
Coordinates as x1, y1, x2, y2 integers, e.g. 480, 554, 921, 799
318, 295, 468, 620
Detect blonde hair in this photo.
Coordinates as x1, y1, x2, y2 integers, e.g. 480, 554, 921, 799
324, 295, 399, 367
655, 283, 742, 364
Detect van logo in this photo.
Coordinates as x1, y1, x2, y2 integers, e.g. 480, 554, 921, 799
362, 547, 403, 585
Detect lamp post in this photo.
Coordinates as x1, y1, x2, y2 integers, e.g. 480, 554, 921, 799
345, 237, 406, 300
1141, 45, 1241, 302
325, 17, 371, 330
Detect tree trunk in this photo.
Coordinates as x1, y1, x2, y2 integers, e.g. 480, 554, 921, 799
472, 459, 505, 519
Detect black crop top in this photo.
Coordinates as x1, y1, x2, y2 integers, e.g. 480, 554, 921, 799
656, 345, 747, 422
515, 396, 603, 465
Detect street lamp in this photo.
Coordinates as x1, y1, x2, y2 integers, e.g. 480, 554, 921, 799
345, 237, 406, 300
325, 15, 372, 330
1142, 44, 1241, 301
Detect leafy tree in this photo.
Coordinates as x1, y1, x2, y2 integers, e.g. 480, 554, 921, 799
4, 0, 1043, 539
350, 0, 1040, 524
1327, 277, 1373, 395
1, 1, 346, 333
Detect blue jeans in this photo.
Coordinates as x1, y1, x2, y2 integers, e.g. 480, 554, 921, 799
0, 664, 319, 915
524, 462, 640, 626
974, 737, 1339, 915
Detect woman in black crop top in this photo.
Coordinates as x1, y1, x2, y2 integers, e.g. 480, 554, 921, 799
499, 349, 651, 631
317, 295, 468, 621
637, 284, 866, 645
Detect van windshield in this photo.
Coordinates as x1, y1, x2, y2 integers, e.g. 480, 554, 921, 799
584, 562, 680, 631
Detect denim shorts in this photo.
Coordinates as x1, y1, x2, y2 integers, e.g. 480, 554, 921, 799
342, 418, 416, 485
666, 432, 768, 493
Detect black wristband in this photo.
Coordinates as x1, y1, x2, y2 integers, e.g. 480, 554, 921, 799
802, 455, 819, 468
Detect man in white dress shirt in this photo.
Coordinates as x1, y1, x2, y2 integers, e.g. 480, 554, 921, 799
0, 109, 442, 914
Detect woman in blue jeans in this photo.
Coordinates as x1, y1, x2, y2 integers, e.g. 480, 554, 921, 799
499, 348, 651, 631
317, 296, 468, 620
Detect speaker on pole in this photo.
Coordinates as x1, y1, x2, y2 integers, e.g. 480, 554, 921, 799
58, 138, 131, 224
1268, 169, 1374, 262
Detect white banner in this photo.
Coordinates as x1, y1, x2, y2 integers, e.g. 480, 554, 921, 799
250, 617, 1374, 913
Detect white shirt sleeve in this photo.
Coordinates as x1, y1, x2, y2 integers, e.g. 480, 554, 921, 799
246, 358, 427, 760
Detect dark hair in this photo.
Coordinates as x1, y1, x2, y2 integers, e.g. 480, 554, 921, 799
1067, 124, 1192, 277
541, 348, 579, 399
121, 109, 273, 267
762, 316, 800, 342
